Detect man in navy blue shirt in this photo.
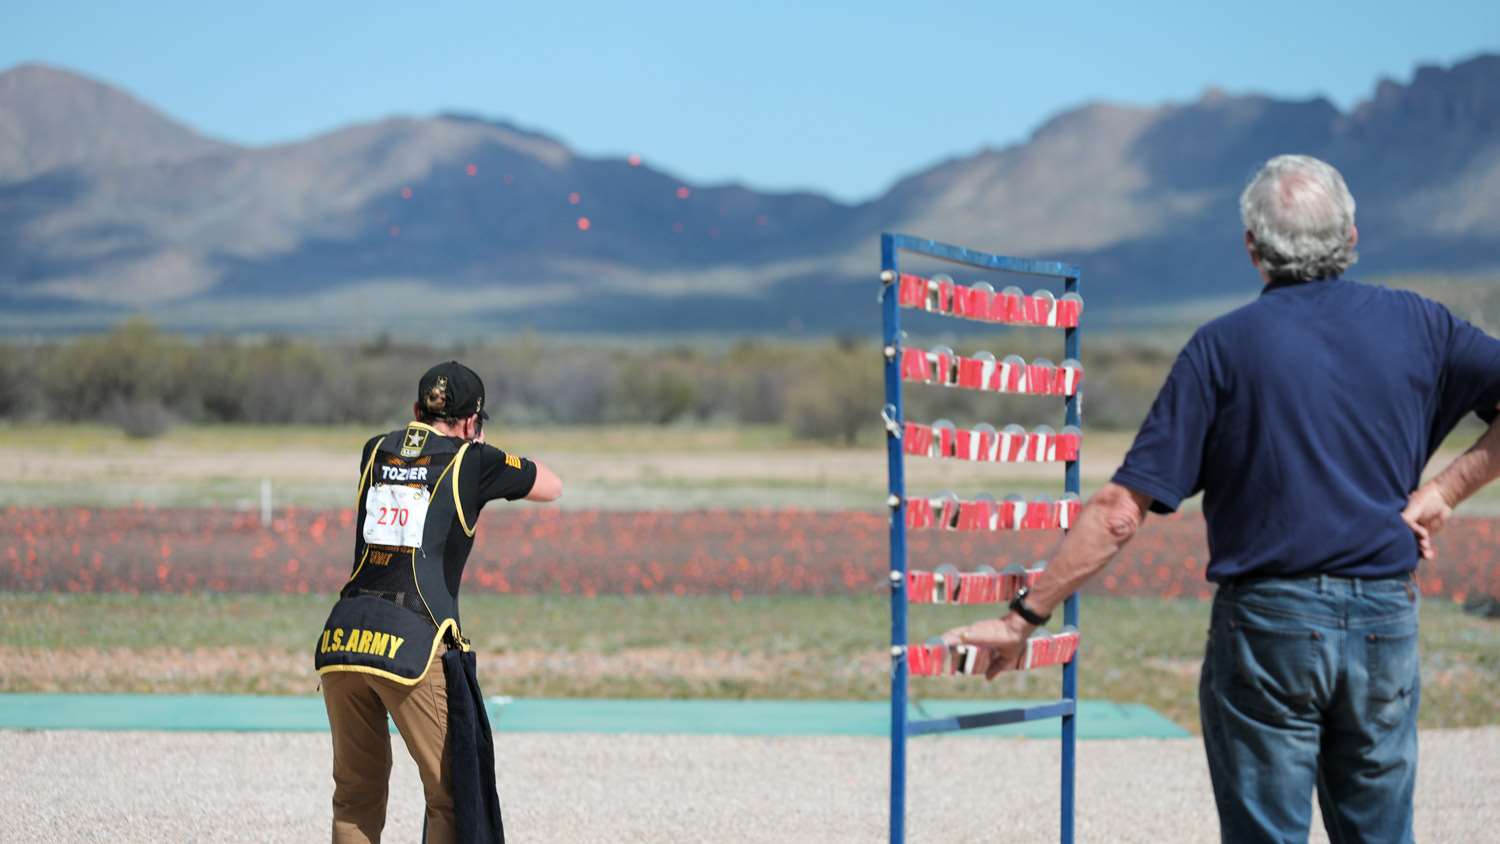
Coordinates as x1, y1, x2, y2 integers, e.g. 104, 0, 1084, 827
946, 154, 1500, 842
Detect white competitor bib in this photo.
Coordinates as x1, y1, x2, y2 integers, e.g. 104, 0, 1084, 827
362, 484, 432, 548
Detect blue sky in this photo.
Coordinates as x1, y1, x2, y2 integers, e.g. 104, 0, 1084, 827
6, 1, 1496, 201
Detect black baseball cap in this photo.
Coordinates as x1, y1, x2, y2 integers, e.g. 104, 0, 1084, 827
417, 361, 489, 420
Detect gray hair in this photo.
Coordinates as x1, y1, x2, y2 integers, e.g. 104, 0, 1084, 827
1239, 155, 1357, 282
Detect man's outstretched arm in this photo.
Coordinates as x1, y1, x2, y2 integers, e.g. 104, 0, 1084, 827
1405, 406, 1500, 559
943, 481, 1151, 678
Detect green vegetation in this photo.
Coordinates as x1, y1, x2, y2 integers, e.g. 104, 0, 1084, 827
7, 421, 806, 455
0, 318, 1165, 439
3, 593, 1496, 732
6, 275, 1499, 441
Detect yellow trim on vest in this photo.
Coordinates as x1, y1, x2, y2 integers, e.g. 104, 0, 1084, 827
452, 441, 475, 537
411, 546, 439, 627
411, 443, 463, 627
431, 449, 458, 492
345, 547, 371, 585
346, 436, 388, 583
356, 436, 387, 508
318, 618, 459, 686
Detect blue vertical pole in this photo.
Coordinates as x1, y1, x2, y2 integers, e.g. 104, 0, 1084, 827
881, 234, 909, 844
1059, 272, 1082, 844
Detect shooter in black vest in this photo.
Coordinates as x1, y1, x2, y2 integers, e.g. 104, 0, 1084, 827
316, 361, 562, 844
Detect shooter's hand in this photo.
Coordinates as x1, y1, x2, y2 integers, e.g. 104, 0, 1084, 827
941, 613, 1035, 680
1402, 482, 1454, 561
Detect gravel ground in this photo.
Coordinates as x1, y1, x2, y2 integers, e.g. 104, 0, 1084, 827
3, 728, 1497, 842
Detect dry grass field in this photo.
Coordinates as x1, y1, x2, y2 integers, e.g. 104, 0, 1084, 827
4, 592, 1498, 732
7, 422, 1498, 512
4, 423, 1498, 733
1, 423, 1141, 511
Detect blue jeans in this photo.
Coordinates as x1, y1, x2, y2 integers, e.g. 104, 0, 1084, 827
1199, 574, 1420, 843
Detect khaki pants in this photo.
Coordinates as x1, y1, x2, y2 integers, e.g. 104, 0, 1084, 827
322, 648, 456, 844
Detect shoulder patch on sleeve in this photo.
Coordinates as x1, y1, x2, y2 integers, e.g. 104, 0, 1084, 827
505, 453, 522, 469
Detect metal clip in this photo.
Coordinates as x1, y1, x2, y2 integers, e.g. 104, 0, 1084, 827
881, 403, 902, 438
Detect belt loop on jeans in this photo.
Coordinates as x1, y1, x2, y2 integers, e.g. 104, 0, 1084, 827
1317, 574, 1327, 594
1353, 577, 1363, 598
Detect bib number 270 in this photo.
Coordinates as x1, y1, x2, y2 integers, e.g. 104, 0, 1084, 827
362, 484, 431, 548
373, 505, 412, 526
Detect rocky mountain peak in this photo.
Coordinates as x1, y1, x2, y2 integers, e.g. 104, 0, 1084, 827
1352, 54, 1500, 131
0, 63, 229, 183
0, 55, 1496, 335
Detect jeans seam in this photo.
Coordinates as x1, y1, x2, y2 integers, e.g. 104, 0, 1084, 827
1317, 764, 1354, 844
1229, 620, 1322, 638
1356, 610, 1419, 628
1225, 598, 1342, 628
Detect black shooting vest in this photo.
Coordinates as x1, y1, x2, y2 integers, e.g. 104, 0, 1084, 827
316, 422, 509, 842
315, 422, 476, 684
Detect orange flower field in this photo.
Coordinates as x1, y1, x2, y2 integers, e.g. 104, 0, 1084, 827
4, 507, 1497, 602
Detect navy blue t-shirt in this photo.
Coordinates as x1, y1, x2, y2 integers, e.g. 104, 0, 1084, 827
1113, 278, 1500, 581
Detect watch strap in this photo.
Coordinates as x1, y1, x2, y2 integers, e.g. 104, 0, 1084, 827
1010, 587, 1052, 626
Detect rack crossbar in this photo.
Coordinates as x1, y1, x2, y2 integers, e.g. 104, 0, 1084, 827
907, 700, 1076, 737
886, 233, 1081, 278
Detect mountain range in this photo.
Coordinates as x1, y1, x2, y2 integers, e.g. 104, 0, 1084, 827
2, 55, 1497, 335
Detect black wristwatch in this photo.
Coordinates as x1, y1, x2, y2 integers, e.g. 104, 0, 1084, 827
1009, 586, 1052, 626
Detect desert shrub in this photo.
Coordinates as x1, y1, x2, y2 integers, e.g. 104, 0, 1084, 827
108, 396, 174, 439
721, 339, 799, 424
39, 318, 188, 421
784, 341, 883, 444
0, 343, 31, 419
607, 350, 712, 424
536, 359, 614, 424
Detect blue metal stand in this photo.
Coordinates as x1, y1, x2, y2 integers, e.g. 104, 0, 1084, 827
880, 233, 1083, 844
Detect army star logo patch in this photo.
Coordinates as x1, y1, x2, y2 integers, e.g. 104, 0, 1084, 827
400, 425, 430, 458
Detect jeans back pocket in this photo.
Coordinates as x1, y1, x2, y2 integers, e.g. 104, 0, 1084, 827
1220, 617, 1322, 721
1365, 628, 1419, 729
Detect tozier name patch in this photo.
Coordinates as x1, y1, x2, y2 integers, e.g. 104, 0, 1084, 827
379, 464, 429, 483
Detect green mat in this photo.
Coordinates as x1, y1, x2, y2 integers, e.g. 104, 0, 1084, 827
0, 695, 1186, 738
